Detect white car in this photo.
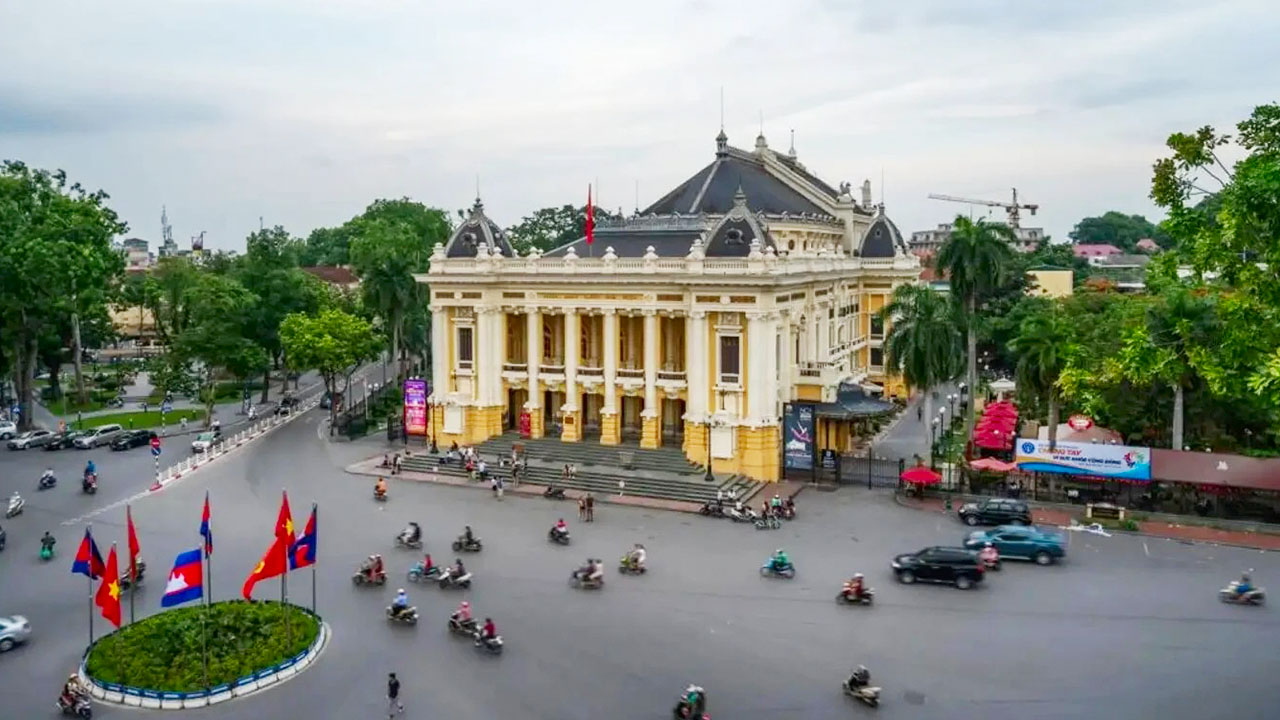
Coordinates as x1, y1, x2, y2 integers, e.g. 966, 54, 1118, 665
74, 423, 124, 449
191, 431, 221, 453
7, 429, 53, 450
0, 614, 31, 652
0, 421, 16, 440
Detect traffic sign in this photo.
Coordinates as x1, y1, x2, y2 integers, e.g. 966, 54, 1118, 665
161, 400, 173, 413
150, 436, 161, 450
152, 446, 162, 457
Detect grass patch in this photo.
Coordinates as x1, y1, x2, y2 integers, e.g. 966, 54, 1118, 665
74, 408, 207, 430
85, 601, 319, 693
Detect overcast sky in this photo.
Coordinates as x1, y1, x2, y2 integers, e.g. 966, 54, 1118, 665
2, 0, 1277, 252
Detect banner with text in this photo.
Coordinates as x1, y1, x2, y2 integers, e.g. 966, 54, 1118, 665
403, 379, 428, 436
1015, 438, 1151, 481
783, 403, 815, 471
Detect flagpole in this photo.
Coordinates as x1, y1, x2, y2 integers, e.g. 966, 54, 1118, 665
127, 507, 135, 625
311, 504, 318, 613
87, 524, 95, 645
201, 589, 209, 690
281, 537, 291, 652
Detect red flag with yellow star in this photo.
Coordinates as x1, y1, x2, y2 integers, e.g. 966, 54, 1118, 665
95, 544, 123, 628
241, 535, 289, 600
275, 491, 295, 543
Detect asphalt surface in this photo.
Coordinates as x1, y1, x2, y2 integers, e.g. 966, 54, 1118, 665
3, 409, 1280, 720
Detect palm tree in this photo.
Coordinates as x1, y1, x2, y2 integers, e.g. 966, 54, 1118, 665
350, 220, 423, 379
935, 216, 1015, 442
1009, 309, 1074, 450
881, 284, 963, 461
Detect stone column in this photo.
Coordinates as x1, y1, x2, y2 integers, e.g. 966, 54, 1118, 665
430, 305, 449, 441
473, 307, 501, 442
600, 308, 620, 445
684, 310, 708, 463
777, 314, 793, 407
525, 308, 543, 438
640, 309, 660, 448
742, 311, 781, 481
561, 308, 581, 441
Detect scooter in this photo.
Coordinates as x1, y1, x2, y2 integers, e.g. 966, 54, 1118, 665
57, 691, 93, 718
548, 528, 571, 545
406, 562, 440, 583
1219, 582, 1266, 606
5, 494, 24, 518
119, 563, 147, 590
979, 547, 1002, 571
759, 560, 796, 579
843, 678, 881, 708
699, 500, 726, 518
39, 474, 58, 491
618, 555, 647, 575
373, 489, 387, 502
386, 605, 418, 625
437, 568, 473, 590
473, 630, 503, 655
452, 535, 483, 552
352, 568, 387, 586
40, 544, 56, 561
836, 586, 875, 605
448, 615, 478, 636
754, 515, 781, 530
394, 533, 423, 550
725, 507, 756, 523
570, 568, 605, 589
82, 475, 98, 495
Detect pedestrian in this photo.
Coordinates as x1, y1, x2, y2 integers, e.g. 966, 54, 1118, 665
727, 487, 737, 503
578, 495, 587, 520
393, 453, 402, 475
569, 464, 577, 482
585, 492, 595, 522
386, 672, 403, 717
180, 416, 188, 432
562, 464, 571, 485
916, 403, 923, 421
716, 488, 724, 504
618, 478, 625, 497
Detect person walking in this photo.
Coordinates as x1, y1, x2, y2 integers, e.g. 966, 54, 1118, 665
386, 672, 404, 717
393, 453, 402, 475
585, 492, 595, 522
578, 495, 587, 521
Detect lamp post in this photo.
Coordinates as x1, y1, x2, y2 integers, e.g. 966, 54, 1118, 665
703, 414, 715, 483
948, 394, 957, 422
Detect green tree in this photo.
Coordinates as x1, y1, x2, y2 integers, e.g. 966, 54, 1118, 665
505, 204, 620, 255
1009, 308, 1074, 449
1068, 211, 1171, 252
935, 216, 1015, 443
350, 219, 424, 378
173, 274, 268, 427
147, 256, 200, 345
280, 309, 381, 429
880, 284, 963, 462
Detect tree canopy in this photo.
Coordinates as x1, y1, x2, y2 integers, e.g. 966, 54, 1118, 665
1068, 211, 1171, 252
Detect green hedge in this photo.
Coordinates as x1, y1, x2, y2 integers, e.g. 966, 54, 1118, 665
85, 601, 319, 693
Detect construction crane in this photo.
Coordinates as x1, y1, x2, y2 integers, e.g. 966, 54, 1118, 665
927, 188, 1038, 228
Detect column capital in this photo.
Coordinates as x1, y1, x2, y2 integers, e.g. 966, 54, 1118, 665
600, 307, 617, 316
641, 308, 658, 318
745, 310, 780, 322
688, 309, 708, 320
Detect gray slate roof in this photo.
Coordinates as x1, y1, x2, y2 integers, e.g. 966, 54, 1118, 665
642, 148, 831, 217
544, 229, 704, 258
860, 215, 907, 258
443, 198, 514, 258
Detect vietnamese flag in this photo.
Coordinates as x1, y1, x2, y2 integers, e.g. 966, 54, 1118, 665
126, 505, 141, 582
242, 535, 289, 600
95, 544, 123, 628
584, 185, 595, 246
275, 491, 295, 543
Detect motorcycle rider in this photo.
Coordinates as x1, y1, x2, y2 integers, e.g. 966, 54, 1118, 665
373, 554, 385, 578
847, 665, 871, 690
42, 467, 56, 482
1235, 570, 1255, 599
419, 552, 436, 576
588, 558, 605, 583
552, 518, 568, 539
451, 600, 474, 630
358, 554, 377, 580
844, 573, 865, 600
771, 494, 783, 513
390, 588, 410, 618
84, 460, 96, 479
374, 477, 388, 499
60, 673, 88, 708
463, 525, 476, 547
449, 557, 466, 581
784, 496, 796, 516
627, 543, 646, 570
479, 617, 498, 645
400, 521, 421, 545
770, 548, 791, 572
41, 531, 56, 554
678, 684, 707, 718
979, 541, 999, 568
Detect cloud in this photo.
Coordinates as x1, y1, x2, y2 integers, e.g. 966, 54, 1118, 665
0, 84, 221, 135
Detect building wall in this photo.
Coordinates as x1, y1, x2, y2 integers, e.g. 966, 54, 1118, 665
1026, 269, 1073, 298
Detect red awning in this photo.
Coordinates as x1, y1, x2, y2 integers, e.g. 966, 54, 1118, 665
901, 466, 943, 484
969, 457, 1018, 473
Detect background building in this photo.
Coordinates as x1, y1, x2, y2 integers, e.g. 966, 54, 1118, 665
909, 221, 1044, 256
420, 130, 921, 481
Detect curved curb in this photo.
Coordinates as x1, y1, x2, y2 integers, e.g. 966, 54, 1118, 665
79, 620, 331, 710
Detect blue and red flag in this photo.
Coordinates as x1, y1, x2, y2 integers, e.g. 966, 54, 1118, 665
200, 492, 213, 557
290, 505, 316, 570
161, 548, 204, 607
71, 527, 106, 579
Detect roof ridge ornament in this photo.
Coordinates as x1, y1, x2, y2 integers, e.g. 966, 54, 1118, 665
715, 128, 729, 157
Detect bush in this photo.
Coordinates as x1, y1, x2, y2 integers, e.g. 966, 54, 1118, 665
85, 601, 319, 693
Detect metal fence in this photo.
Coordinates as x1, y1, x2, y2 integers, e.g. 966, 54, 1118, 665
839, 456, 906, 488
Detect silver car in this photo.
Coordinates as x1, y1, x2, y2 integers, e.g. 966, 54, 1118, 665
8, 429, 53, 450
0, 614, 31, 652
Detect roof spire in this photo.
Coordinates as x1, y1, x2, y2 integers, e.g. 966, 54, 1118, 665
788, 129, 796, 158
733, 182, 748, 209
715, 127, 729, 157
755, 110, 767, 152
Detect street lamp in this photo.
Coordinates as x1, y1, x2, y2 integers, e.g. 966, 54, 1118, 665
948, 394, 957, 421
703, 414, 716, 483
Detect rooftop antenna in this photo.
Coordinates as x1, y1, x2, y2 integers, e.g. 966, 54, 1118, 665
719, 86, 724, 131
634, 179, 639, 215
759, 110, 763, 135
789, 129, 796, 156
475, 175, 481, 202
879, 167, 885, 209
259, 216, 264, 232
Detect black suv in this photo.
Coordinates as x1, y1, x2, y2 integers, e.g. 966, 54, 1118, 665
892, 546, 985, 589
111, 429, 155, 451
957, 498, 1031, 527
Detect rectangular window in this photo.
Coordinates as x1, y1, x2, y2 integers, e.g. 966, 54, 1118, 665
457, 327, 474, 369
870, 347, 883, 367
718, 335, 740, 384
870, 315, 884, 338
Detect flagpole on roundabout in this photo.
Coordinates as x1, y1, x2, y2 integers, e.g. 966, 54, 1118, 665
281, 535, 291, 653
87, 524, 95, 646
127, 506, 135, 625
311, 503, 318, 614
201, 583, 209, 690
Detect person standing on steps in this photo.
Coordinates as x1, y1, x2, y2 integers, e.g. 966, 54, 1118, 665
386, 672, 404, 717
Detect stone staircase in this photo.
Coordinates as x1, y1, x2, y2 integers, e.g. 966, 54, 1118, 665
479, 432, 702, 474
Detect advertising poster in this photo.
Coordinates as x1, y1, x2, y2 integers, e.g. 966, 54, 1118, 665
783, 403, 815, 471
1015, 439, 1151, 481
403, 379, 428, 436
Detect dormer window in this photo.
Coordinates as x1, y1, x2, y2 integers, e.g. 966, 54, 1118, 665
725, 228, 745, 245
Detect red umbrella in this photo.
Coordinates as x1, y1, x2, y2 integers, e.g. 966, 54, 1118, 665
969, 457, 1017, 472
976, 417, 1015, 430
984, 405, 1018, 418
901, 466, 942, 485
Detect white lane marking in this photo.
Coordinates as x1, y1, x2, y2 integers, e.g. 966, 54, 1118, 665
61, 490, 151, 527
1143, 541, 1150, 557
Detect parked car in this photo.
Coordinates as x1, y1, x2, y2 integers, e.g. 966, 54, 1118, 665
277, 395, 299, 416
891, 546, 985, 589
957, 498, 1032, 527
191, 430, 221, 453
319, 392, 332, 409
74, 424, 125, 449
44, 431, 84, 451
7, 429, 54, 450
111, 429, 155, 451
965, 526, 1066, 565
0, 420, 16, 440
0, 614, 32, 652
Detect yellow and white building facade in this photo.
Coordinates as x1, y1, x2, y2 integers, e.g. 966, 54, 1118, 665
419, 131, 920, 481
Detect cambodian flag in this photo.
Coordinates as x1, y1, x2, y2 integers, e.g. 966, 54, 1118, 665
289, 505, 317, 570
161, 548, 204, 607
71, 528, 106, 579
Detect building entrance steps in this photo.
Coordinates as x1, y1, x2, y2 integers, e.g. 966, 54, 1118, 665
475, 432, 703, 475
396, 452, 762, 506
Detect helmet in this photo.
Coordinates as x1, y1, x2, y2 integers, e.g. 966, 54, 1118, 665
397, 588, 405, 594
460, 601, 470, 608
774, 494, 780, 499
854, 573, 863, 579
776, 548, 784, 554
1243, 571, 1253, 581
558, 518, 564, 523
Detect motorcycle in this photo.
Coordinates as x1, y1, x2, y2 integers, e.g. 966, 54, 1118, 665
1219, 582, 1266, 606
548, 528, 571, 545
5, 494, 24, 518
82, 475, 98, 495
979, 547, 1001, 571
40, 544, 55, 561
448, 615, 478, 636
570, 568, 605, 589
842, 678, 881, 708
57, 692, 93, 718
119, 563, 147, 590
406, 562, 440, 583
699, 500, 726, 518
759, 560, 795, 579
473, 630, 504, 655
352, 568, 387, 586
672, 693, 710, 720
753, 515, 781, 530
725, 507, 756, 523
373, 489, 387, 502
837, 586, 875, 605
394, 533, 423, 550
39, 474, 58, 490
386, 605, 419, 625
437, 568, 473, 590
543, 486, 566, 500
618, 555, 646, 575
452, 535, 483, 552
778, 504, 796, 520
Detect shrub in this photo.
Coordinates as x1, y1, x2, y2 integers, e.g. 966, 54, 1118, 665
85, 601, 319, 693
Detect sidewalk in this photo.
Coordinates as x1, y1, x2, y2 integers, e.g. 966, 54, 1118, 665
345, 455, 706, 515
874, 382, 960, 463
896, 494, 1280, 551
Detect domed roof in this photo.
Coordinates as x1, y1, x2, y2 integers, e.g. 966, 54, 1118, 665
443, 198, 513, 258
859, 213, 907, 258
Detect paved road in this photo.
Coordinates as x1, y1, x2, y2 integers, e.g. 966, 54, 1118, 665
875, 382, 961, 463
2, 410, 1279, 719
